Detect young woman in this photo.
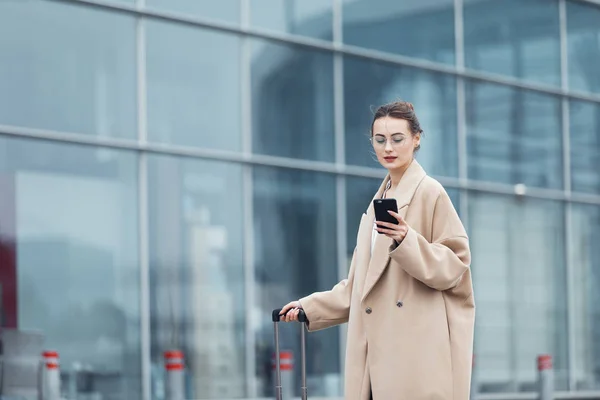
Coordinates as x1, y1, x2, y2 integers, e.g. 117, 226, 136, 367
279, 101, 475, 400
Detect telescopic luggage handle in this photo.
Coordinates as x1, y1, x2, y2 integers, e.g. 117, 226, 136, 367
272, 308, 308, 400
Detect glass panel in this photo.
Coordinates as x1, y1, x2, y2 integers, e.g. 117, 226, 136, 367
148, 155, 245, 399
464, 0, 561, 86
567, 1, 600, 95
344, 56, 458, 177
0, 1, 136, 137
342, 0, 455, 64
570, 100, 600, 194
251, 40, 334, 161
465, 81, 563, 189
146, 21, 241, 151
0, 137, 140, 399
145, 0, 239, 23
571, 203, 600, 390
250, 0, 333, 40
345, 176, 381, 252
253, 167, 340, 397
468, 193, 567, 393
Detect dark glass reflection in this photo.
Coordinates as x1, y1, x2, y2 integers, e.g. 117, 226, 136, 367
251, 0, 333, 40
464, 0, 561, 86
251, 39, 334, 161
567, 1, 600, 95
343, 0, 455, 64
253, 167, 341, 397
570, 100, 600, 195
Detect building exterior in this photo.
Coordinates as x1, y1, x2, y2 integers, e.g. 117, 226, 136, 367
0, 0, 599, 399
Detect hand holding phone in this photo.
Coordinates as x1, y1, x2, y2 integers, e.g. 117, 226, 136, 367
373, 198, 398, 231
373, 198, 409, 242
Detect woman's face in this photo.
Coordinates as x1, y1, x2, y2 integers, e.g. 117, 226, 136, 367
371, 116, 420, 171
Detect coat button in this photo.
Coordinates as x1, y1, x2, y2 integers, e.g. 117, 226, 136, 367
396, 301, 403, 308
365, 307, 372, 314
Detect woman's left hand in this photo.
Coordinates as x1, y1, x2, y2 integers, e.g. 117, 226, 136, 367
376, 210, 409, 244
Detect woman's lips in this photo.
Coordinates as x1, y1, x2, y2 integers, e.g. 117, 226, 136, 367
384, 156, 397, 162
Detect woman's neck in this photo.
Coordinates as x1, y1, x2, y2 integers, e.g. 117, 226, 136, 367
388, 160, 412, 189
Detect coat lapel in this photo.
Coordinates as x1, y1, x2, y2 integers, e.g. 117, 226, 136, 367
360, 159, 427, 302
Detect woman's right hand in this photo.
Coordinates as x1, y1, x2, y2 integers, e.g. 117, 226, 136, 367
279, 300, 302, 322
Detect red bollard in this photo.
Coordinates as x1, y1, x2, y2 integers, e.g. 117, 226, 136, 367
40, 350, 61, 400
272, 350, 294, 400
164, 350, 185, 400
537, 354, 553, 400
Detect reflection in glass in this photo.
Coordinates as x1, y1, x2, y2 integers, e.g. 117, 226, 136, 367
465, 81, 563, 189
344, 56, 458, 177
146, 21, 241, 151
571, 204, 600, 390
145, 0, 239, 23
468, 192, 567, 393
342, 0, 455, 64
567, 1, 600, 95
148, 156, 245, 399
464, 0, 561, 86
251, 40, 334, 161
0, 1, 136, 137
0, 137, 140, 399
345, 177, 382, 252
570, 100, 600, 195
253, 167, 340, 397
250, 0, 333, 40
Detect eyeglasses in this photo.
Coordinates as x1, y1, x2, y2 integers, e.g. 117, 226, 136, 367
370, 134, 407, 148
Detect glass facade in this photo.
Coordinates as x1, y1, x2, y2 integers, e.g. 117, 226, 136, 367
1, 0, 600, 399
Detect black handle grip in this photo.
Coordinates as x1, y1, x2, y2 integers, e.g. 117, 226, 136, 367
272, 308, 308, 323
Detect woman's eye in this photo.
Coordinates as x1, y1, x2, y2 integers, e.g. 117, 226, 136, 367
376, 138, 386, 144
393, 138, 404, 143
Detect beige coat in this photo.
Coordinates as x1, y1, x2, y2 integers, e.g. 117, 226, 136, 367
299, 159, 475, 400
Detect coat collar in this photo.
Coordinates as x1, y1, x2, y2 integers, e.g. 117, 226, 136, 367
361, 158, 427, 302
365, 158, 427, 218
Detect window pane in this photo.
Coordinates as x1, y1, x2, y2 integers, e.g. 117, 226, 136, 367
344, 57, 458, 177
252, 40, 334, 161
468, 193, 567, 393
0, 1, 136, 137
0, 137, 140, 399
570, 100, 600, 194
147, 21, 241, 151
148, 156, 245, 399
345, 177, 381, 252
567, 1, 600, 95
342, 0, 455, 64
253, 167, 340, 397
464, 0, 561, 86
466, 81, 563, 189
571, 204, 600, 390
145, 0, 239, 23
250, 0, 333, 40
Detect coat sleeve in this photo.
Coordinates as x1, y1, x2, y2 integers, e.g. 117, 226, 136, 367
298, 248, 357, 332
389, 188, 470, 291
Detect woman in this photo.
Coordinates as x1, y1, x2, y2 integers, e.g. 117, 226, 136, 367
279, 101, 475, 400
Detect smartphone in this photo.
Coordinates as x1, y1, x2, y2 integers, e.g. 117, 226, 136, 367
373, 198, 398, 232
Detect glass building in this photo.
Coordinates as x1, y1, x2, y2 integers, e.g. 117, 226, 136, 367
0, 0, 599, 399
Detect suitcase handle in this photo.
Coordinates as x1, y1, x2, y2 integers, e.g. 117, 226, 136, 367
272, 308, 308, 323
272, 308, 308, 400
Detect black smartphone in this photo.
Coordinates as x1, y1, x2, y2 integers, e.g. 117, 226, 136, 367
373, 198, 398, 232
